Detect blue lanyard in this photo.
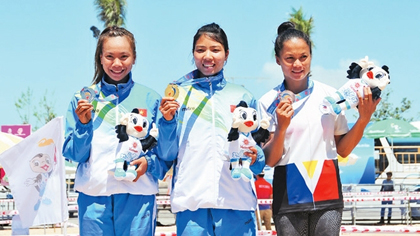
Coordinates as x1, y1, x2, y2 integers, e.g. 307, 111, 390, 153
172, 69, 224, 86
82, 84, 117, 103
266, 79, 314, 115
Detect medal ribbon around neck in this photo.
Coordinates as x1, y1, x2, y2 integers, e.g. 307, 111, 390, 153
164, 70, 224, 100
80, 85, 117, 103
266, 78, 314, 115
175, 69, 224, 86
80, 85, 119, 130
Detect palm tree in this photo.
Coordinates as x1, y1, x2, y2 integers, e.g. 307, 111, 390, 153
94, 0, 127, 27
289, 7, 315, 48
90, 26, 101, 39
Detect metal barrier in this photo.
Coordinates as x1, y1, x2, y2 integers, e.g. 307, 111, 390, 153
3, 193, 419, 224
342, 184, 420, 225
3, 186, 420, 234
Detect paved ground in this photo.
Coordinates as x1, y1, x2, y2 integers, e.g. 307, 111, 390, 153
0, 225, 177, 235
1, 224, 419, 236
0, 211, 418, 236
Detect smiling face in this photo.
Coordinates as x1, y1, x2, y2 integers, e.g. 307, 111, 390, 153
360, 66, 390, 91
233, 106, 259, 133
123, 113, 149, 139
100, 36, 135, 82
276, 37, 311, 85
193, 34, 229, 77
29, 153, 52, 173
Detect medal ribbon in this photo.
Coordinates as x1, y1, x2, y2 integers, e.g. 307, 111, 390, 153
171, 69, 224, 86
266, 78, 314, 115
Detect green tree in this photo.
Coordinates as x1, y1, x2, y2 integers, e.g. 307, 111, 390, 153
14, 88, 57, 131
288, 7, 315, 47
370, 89, 414, 122
14, 87, 33, 124
33, 91, 57, 130
94, 0, 127, 27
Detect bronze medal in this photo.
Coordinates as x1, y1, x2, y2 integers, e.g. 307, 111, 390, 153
279, 90, 295, 103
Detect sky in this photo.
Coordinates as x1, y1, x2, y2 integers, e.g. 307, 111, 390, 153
1, 0, 420, 130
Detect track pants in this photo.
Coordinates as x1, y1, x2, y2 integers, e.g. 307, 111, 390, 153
176, 208, 257, 236
77, 192, 156, 236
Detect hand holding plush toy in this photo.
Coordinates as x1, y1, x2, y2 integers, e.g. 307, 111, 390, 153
320, 56, 390, 115
227, 101, 270, 182
114, 108, 158, 182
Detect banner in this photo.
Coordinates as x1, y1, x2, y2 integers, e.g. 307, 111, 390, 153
0, 117, 68, 227
1, 124, 31, 138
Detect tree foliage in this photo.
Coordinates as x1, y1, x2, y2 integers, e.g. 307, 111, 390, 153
288, 7, 315, 48
287, 8, 416, 122
33, 92, 57, 130
14, 87, 33, 124
14, 88, 57, 131
370, 89, 414, 122
94, 0, 127, 27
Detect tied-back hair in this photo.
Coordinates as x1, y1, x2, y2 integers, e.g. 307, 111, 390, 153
193, 23, 229, 54
92, 26, 136, 85
274, 21, 312, 57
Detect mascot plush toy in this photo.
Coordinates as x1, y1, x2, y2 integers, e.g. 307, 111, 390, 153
227, 101, 270, 182
114, 108, 158, 181
320, 56, 390, 115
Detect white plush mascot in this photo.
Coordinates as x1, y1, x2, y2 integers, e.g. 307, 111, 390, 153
227, 101, 270, 182
320, 56, 390, 115
114, 108, 158, 181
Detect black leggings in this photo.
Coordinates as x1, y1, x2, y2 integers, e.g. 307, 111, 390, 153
273, 208, 342, 236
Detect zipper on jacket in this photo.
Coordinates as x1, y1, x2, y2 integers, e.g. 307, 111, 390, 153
209, 81, 216, 139
209, 80, 217, 202
115, 85, 119, 126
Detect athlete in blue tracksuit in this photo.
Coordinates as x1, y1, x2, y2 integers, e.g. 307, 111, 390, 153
63, 73, 176, 235
167, 70, 265, 236
62, 26, 177, 236
162, 23, 265, 236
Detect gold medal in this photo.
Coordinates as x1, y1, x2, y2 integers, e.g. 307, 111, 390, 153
164, 84, 179, 99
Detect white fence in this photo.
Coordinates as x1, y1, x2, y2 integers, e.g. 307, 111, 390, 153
2, 184, 420, 234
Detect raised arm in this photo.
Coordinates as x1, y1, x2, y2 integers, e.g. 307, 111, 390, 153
62, 97, 93, 163
263, 100, 294, 167
335, 87, 380, 157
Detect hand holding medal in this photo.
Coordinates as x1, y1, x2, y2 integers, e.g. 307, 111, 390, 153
160, 84, 180, 121
77, 87, 95, 124
80, 87, 96, 103
164, 83, 179, 100
279, 90, 295, 104
274, 90, 295, 124
80, 86, 116, 103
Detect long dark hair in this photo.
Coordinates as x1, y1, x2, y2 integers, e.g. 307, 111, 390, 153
274, 21, 312, 57
192, 23, 229, 54
92, 26, 136, 84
